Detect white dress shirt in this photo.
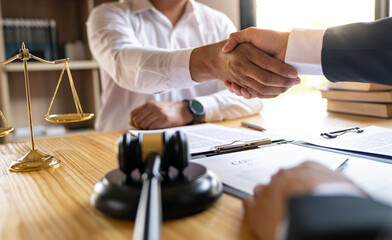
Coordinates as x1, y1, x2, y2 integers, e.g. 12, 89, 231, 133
285, 28, 326, 75
87, 0, 263, 131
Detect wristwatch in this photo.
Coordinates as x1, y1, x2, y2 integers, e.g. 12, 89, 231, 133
185, 99, 205, 125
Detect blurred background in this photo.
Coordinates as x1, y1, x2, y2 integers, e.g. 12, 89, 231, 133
0, 0, 389, 143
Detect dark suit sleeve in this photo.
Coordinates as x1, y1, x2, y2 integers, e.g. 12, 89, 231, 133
322, 17, 392, 85
287, 195, 392, 240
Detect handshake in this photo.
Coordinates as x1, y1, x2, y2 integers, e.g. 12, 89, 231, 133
190, 28, 301, 99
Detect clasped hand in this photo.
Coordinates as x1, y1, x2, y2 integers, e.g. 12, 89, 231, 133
190, 34, 300, 99
191, 28, 300, 99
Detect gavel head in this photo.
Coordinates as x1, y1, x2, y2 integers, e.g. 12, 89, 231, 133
117, 131, 189, 176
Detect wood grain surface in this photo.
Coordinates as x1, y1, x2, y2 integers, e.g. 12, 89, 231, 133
0, 130, 252, 240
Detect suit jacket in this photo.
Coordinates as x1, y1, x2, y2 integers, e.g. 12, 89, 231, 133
322, 17, 392, 85
287, 195, 392, 240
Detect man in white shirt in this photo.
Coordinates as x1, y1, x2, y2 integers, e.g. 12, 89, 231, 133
87, 0, 299, 131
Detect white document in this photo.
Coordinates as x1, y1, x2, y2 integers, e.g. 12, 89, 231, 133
342, 156, 392, 206
303, 126, 392, 157
129, 123, 284, 154
192, 144, 347, 195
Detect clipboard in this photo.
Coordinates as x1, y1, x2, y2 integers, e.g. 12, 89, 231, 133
191, 138, 289, 157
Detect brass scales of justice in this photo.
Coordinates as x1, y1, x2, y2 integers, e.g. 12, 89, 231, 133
0, 43, 94, 172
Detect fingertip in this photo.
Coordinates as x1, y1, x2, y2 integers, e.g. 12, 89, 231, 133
231, 82, 241, 92
291, 77, 301, 86
240, 88, 250, 99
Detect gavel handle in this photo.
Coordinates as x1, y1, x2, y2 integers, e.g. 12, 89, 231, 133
133, 154, 162, 240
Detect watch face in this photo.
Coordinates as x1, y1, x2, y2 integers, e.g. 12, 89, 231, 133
190, 100, 204, 115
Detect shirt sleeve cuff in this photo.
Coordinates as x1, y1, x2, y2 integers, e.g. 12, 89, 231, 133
285, 28, 326, 75
168, 48, 196, 88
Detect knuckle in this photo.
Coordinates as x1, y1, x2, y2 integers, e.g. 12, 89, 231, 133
277, 169, 288, 177
252, 91, 264, 98
228, 32, 237, 40
261, 77, 273, 86
256, 84, 267, 95
233, 61, 246, 72
259, 57, 270, 68
246, 27, 256, 32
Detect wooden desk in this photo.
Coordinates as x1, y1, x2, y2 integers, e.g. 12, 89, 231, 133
1, 94, 392, 240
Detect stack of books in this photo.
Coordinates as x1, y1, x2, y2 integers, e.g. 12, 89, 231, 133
2, 18, 58, 60
321, 82, 392, 118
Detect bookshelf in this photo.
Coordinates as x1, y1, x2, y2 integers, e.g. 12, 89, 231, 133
0, 0, 115, 143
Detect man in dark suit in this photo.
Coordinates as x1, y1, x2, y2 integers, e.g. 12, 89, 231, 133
243, 161, 392, 240
220, 17, 392, 239
221, 17, 392, 97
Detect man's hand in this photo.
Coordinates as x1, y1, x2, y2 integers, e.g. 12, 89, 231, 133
243, 161, 362, 240
222, 27, 289, 59
129, 101, 193, 130
221, 28, 295, 98
190, 40, 300, 99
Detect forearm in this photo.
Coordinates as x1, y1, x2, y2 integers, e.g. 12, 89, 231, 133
87, 5, 196, 94
322, 18, 392, 85
195, 89, 263, 122
189, 41, 226, 82
90, 40, 195, 93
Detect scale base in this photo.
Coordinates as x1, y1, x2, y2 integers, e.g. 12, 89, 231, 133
91, 163, 223, 221
8, 149, 61, 172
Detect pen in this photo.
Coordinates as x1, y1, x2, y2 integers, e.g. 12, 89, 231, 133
334, 158, 349, 172
241, 122, 266, 132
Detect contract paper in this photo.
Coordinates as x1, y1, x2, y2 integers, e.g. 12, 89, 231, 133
129, 123, 284, 154
303, 126, 392, 157
192, 144, 347, 195
342, 156, 392, 206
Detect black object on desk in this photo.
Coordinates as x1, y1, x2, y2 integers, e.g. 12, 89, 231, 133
91, 131, 223, 240
91, 163, 221, 220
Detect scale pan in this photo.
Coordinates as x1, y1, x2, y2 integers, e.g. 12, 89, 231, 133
0, 127, 14, 137
45, 113, 94, 123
